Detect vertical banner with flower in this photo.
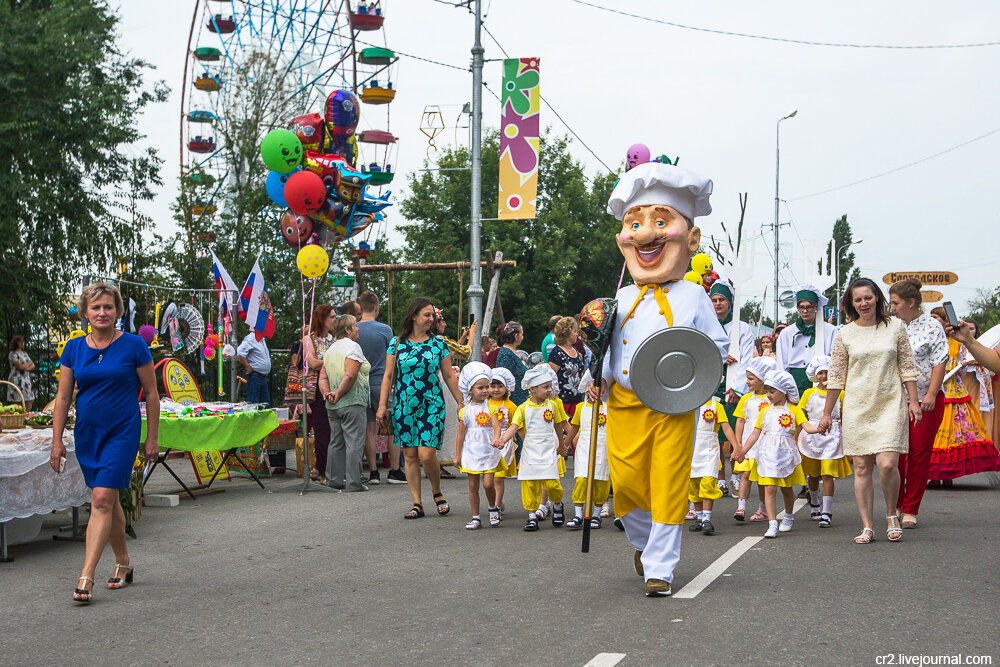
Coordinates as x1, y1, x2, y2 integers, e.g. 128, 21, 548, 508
498, 57, 540, 220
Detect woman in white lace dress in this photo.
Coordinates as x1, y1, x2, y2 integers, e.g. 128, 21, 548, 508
820, 278, 921, 545
7, 335, 35, 411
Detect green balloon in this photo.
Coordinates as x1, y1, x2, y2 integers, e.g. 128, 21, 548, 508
261, 129, 303, 174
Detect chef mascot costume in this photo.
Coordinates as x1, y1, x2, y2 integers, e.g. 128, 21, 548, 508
602, 162, 729, 597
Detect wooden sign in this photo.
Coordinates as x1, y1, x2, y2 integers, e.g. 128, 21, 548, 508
882, 271, 958, 286
921, 290, 944, 303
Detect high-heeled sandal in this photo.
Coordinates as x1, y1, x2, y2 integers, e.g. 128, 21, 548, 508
886, 515, 903, 542
107, 561, 134, 590
74, 576, 94, 604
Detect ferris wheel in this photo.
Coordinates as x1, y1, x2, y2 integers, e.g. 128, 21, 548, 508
179, 0, 399, 244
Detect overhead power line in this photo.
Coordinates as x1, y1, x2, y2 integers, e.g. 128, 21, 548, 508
790, 127, 1000, 201
569, 0, 1000, 49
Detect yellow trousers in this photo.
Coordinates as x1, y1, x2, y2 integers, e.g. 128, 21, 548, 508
521, 479, 563, 512
607, 384, 697, 525
688, 476, 723, 503
571, 477, 611, 506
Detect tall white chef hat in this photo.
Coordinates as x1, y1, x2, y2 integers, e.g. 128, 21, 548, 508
458, 362, 492, 396
606, 162, 713, 222
763, 369, 800, 404
806, 355, 831, 382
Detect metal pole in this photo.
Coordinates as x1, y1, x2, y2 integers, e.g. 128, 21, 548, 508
467, 0, 485, 362
833, 239, 840, 326
773, 119, 781, 327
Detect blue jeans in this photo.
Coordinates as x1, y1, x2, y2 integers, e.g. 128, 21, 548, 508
246, 373, 271, 406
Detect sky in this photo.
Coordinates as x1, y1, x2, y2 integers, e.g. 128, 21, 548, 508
116, 0, 1000, 315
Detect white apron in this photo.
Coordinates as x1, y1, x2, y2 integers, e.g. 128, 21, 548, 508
741, 394, 770, 461
439, 371, 458, 463
492, 401, 517, 469
797, 390, 844, 460
754, 405, 802, 479
574, 401, 609, 481
517, 401, 562, 481
458, 401, 502, 473
691, 400, 723, 478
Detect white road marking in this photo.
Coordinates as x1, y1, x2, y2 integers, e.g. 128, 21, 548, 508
584, 653, 627, 667
674, 497, 810, 599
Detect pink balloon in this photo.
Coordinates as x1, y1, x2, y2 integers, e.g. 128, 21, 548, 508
626, 143, 651, 170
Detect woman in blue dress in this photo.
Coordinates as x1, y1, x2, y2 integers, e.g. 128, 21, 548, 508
49, 283, 160, 604
376, 297, 463, 519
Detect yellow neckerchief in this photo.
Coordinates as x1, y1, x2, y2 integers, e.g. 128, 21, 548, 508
620, 283, 674, 329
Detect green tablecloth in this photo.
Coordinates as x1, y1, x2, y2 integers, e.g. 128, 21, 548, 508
140, 411, 279, 452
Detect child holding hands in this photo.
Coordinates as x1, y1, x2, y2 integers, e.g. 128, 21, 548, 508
499, 365, 569, 531
734, 369, 820, 538
455, 362, 506, 530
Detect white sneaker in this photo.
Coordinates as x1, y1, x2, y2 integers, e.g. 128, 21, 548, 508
600, 501, 612, 518
779, 518, 794, 533
764, 525, 779, 538
536, 504, 549, 521
730, 474, 740, 494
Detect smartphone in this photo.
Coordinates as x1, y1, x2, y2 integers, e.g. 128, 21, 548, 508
942, 301, 960, 328
468, 313, 476, 328
58, 456, 66, 474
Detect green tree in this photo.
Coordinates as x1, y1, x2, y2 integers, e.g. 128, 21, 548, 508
0, 0, 168, 398
398, 131, 619, 349
818, 214, 861, 304
966, 286, 1000, 331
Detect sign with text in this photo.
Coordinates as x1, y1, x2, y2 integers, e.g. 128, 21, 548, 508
882, 271, 958, 286
921, 290, 944, 303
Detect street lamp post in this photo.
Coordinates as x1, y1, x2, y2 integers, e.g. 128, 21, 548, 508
834, 239, 863, 324
467, 0, 485, 361
773, 109, 798, 326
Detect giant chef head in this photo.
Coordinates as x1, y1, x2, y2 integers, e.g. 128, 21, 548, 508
607, 163, 713, 285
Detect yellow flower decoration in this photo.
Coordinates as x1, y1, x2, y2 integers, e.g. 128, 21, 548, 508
475, 412, 491, 426
496, 407, 508, 423
778, 413, 793, 428
597, 412, 607, 427
702, 410, 716, 424
543, 409, 554, 423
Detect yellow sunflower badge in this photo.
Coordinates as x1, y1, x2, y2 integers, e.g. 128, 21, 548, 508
475, 412, 491, 426
543, 409, 554, 424
778, 413, 793, 429
702, 409, 716, 424
597, 412, 607, 427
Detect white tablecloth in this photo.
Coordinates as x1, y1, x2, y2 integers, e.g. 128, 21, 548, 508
0, 428, 91, 524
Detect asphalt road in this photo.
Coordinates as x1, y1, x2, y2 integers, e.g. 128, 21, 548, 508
2, 459, 998, 666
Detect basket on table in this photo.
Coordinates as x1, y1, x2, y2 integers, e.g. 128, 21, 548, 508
0, 380, 27, 430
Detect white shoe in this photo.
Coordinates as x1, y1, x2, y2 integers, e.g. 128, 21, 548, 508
730, 474, 740, 494
764, 525, 779, 538
536, 504, 549, 521
685, 508, 698, 520
600, 501, 611, 518
779, 518, 794, 533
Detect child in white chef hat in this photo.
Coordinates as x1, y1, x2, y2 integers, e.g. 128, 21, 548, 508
455, 362, 505, 530
499, 364, 569, 531
735, 369, 820, 538
486, 367, 519, 523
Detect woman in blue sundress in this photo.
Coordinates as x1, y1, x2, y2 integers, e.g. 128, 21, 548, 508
377, 297, 463, 519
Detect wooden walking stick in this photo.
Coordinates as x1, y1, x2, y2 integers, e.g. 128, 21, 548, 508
578, 298, 618, 554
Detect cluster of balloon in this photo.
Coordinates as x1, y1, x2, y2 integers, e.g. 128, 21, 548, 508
624, 143, 680, 171
685, 253, 719, 292
260, 89, 393, 280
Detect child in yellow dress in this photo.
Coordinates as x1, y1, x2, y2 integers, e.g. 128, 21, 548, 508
797, 356, 852, 527
689, 396, 738, 535
732, 357, 777, 522
499, 365, 569, 531
487, 367, 519, 524
454, 362, 505, 530
563, 372, 610, 530
736, 369, 821, 538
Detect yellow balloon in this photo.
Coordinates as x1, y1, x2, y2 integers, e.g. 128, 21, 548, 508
296, 244, 330, 279
691, 253, 713, 276
684, 270, 703, 285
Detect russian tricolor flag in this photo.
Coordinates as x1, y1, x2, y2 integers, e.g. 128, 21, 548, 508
211, 249, 243, 319
239, 255, 276, 341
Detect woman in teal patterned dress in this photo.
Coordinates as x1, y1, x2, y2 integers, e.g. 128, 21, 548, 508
377, 297, 463, 519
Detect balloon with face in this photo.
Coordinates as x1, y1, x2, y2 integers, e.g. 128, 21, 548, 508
312, 196, 353, 233
626, 143, 651, 171
283, 170, 326, 215
335, 163, 370, 205
324, 89, 360, 142
260, 129, 303, 174
265, 168, 299, 207
303, 150, 345, 191
279, 209, 314, 247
